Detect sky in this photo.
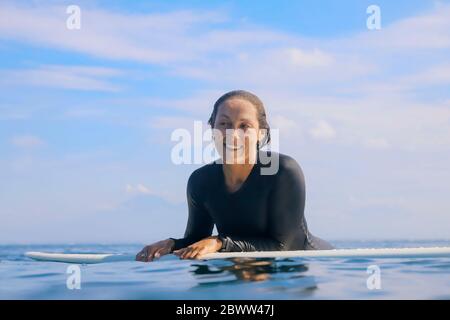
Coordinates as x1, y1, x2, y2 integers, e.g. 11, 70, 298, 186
0, 0, 449, 244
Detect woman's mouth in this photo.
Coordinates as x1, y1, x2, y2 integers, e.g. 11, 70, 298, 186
223, 143, 244, 151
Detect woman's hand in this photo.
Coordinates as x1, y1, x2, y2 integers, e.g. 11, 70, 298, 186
136, 238, 175, 262
173, 236, 222, 260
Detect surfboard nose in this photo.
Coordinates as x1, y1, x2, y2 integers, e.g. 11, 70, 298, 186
24, 251, 135, 264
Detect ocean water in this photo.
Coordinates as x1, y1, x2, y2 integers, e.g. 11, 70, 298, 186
1, 240, 449, 299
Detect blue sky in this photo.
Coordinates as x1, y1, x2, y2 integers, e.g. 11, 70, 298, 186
1, 0, 449, 244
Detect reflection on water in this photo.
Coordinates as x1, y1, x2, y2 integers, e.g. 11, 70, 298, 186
189, 257, 318, 297
192, 258, 308, 282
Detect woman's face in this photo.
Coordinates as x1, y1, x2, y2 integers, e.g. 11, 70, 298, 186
212, 98, 264, 164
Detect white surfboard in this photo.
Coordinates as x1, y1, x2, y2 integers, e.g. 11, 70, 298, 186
25, 252, 134, 264
204, 247, 450, 259
25, 247, 450, 264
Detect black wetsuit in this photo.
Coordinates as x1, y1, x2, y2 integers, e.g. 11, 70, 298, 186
170, 151, 333, 252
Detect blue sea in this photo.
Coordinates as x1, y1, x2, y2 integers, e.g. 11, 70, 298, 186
1, 240, 449, 299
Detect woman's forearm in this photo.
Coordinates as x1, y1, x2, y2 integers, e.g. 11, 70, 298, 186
218, 235, 283, 252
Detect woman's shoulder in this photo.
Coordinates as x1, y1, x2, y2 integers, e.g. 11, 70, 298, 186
258, 150, 303, 175
187, 160, 220, 187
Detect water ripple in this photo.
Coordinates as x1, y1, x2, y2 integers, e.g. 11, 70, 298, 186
1, 242, 449, 299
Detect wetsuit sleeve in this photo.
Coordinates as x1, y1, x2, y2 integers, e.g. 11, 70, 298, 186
266, 156, 307, 250
218, 235, 282, 252
219, 156, 307, 252
170, 172, 214, 251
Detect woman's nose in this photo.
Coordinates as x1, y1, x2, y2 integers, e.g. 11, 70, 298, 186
229, 129, 244, 144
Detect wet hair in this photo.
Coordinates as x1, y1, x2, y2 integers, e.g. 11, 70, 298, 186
208, 90, 271, 148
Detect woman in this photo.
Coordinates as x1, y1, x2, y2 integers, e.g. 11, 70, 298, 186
136, 90, 333, 262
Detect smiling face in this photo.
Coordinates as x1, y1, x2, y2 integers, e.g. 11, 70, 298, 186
212, 98, 264, 164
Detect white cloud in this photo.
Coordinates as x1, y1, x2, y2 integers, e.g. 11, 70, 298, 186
285, 48, 333, 68
0, 2, 342, 86
125, 183, 184, 204
356, 63, 450, 95
401, 64, 450, 87
270, 114, 297, 130
309, 120, 336, 140
1, 65, 122, 91
358, 3, 450, 50
167, 4, 450, 91
150, 88, 450, 151
4, 1, 448, 95
143, 89, 224, 116
284, 95, 450, 150
0, 2, 231, 64
125, 183, 154, 195
10, 135, 44, 148
0, 1, 449, 89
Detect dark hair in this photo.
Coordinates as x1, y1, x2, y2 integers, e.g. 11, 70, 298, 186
208, 90, 271, 148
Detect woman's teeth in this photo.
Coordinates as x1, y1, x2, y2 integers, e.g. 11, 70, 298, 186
224, 144, 243, 151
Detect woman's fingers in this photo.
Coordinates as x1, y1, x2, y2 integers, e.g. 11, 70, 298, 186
194, 249, 207, 259
173, 248, 187, 259
180, 248, 210, 259
156, 241, 215, 260
183, 247, 197, 259
137, 246, 157, 262
135, 250, 144, 261
136, 248, 149, 261
179, 247, 191, 259
186, 248, 198, 259
173, 246, 205, 259
173, 248, 183, 256
153, 247, 165, 259
136, 239, 176, 262
181, 247, 191, 259
186, 247, 203, 259
191, 248, 202, 259
145, 247, 160, 262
